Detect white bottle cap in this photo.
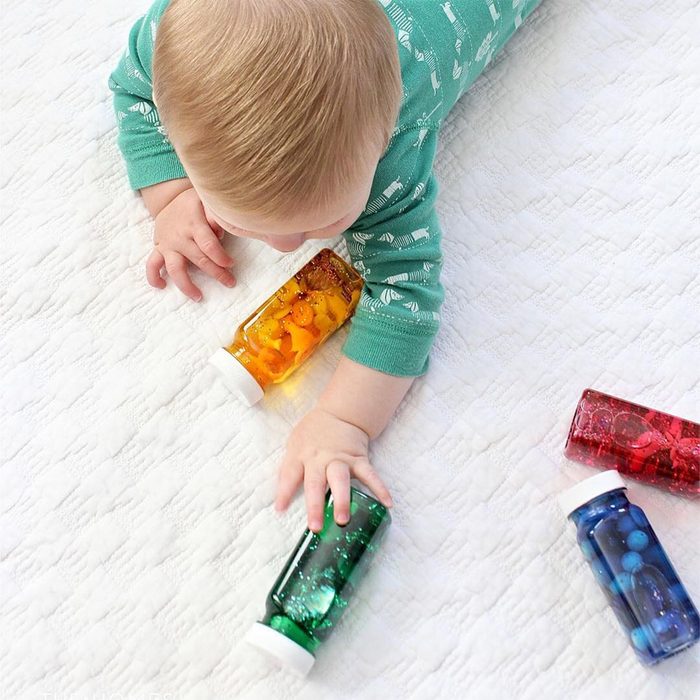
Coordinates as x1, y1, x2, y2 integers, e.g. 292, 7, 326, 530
245, 622, 315, 676
209, 348, 265, 406
558, 470, 627, 517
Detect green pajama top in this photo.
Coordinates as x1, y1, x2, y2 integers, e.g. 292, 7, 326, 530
109, 0, 540, 376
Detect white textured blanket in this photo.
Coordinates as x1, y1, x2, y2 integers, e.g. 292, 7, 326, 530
1, 0, 699, 698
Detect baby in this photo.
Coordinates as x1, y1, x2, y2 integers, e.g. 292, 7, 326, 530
110, 0, 540, 531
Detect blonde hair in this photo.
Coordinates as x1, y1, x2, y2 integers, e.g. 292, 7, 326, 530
153, 0, 402, 219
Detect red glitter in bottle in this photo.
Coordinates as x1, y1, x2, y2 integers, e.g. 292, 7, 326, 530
564, 389, 700, 496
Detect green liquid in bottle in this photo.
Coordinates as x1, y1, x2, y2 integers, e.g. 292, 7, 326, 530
247, 487, 391, 675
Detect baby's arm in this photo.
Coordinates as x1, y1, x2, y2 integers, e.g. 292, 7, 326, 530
318, 358, 413, 440
109, 2, 233, 298
342, 126, 444, 377
277, 127, 444, 529
109, 1, 184, 191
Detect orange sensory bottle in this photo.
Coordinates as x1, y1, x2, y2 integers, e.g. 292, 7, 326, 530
210, 249, 363, 405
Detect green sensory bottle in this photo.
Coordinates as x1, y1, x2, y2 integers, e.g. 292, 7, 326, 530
246, 487, 391, 675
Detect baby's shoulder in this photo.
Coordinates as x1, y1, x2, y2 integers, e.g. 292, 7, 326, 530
379, 0, 463, 126
373, 121, 440, 195
348, 124, 439, 240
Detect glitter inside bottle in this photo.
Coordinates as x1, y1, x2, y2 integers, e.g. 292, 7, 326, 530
246, 487, 391, 675
210, 248, 363, 405
564, 389, 700, 496
560, 471, 700, 665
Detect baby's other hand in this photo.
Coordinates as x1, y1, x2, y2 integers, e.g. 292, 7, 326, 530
146, 187, 235, 301
275, 406, 393, 532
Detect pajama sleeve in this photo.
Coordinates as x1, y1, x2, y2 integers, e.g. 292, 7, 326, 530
107, 0, 186, 190
342, 125, 444, 377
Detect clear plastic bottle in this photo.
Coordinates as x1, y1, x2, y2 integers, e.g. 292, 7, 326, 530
559, 470, 700, 665
210, 248, 363, 405
246, 487, 391, 675
564, 389, 699, 495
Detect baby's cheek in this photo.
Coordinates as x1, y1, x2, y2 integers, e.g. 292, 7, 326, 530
311, 220, 355, 240
308, 229, 342, 241
224, 226, 254, 239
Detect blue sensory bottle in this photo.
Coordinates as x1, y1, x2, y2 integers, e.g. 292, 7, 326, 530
560, 470, 699, 664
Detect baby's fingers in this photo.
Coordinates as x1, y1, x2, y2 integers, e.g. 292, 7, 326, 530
193, 224, 234, 268
326, 461, 351, 526
163, 251, 202, 302
183, 241, 236, 288
353, 459, 393, 509
304, 468, 328, 533
146, 249, 166, 289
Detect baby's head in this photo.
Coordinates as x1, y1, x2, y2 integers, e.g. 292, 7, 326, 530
153, 0, 402, 252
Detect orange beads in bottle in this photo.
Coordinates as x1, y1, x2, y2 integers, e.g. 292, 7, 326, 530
210, 249, 363, 404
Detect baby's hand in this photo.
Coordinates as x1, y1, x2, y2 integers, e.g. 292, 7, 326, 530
146, 187, 235, 301
275, 405, 393, 532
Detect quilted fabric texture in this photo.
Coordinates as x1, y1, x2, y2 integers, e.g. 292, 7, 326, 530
1, 1, 698, 698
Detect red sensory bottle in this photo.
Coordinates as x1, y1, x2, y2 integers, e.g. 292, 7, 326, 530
564, 389, 700, 496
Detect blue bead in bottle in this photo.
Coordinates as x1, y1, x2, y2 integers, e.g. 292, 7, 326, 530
560, 470, 699, 665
